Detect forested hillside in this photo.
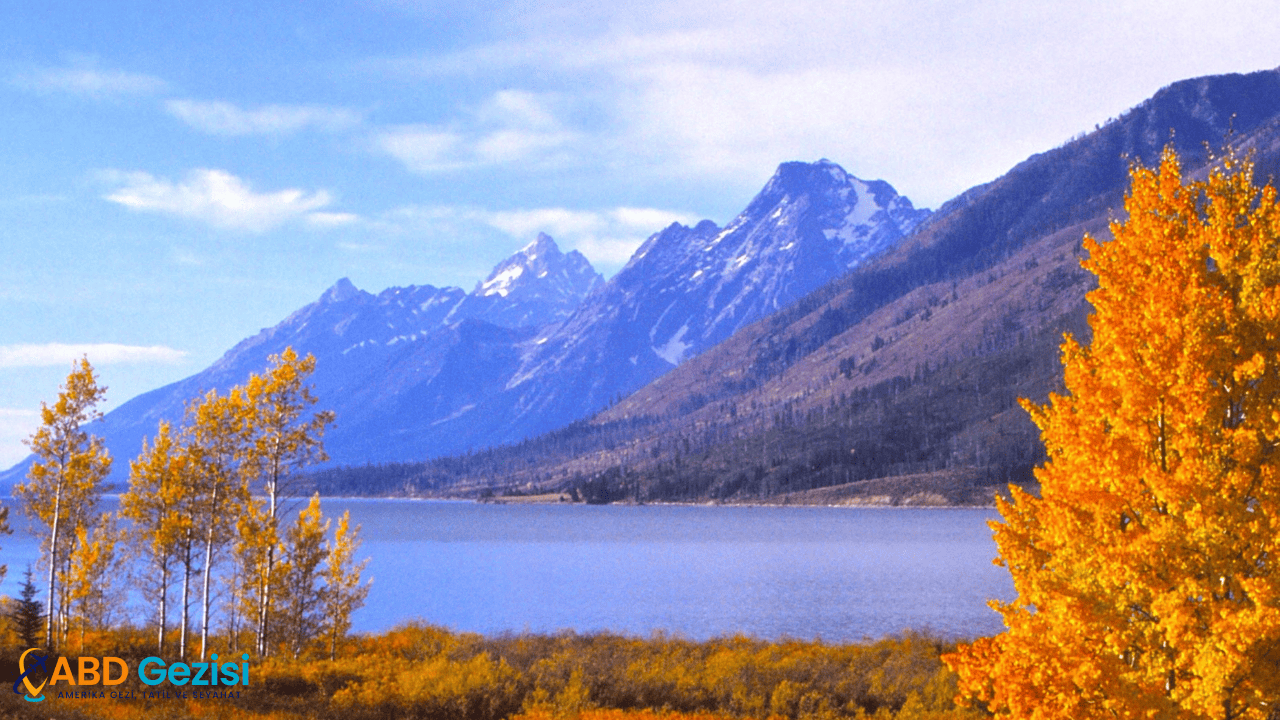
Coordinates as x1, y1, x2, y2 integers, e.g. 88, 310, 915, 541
309, 68, 1280, 504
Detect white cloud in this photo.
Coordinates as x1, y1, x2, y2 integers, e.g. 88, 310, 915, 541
372, 0, 1280, 207
385, 204, 697, 271
306, 211, 360, 228
12, 65, 167, 99
0, 343, 187, 368
375, 90, 577, 173
376, 127, 468, 172
483, 208, 610, 239
102, 168, 350, 232
165, 99, 362, 136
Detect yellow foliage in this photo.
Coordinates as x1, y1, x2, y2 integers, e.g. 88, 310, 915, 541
947, 149, 1280, 718
16, 357, 112, 651
15, 625, 981, 720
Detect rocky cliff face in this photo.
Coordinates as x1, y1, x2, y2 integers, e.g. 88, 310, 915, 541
62, 234, 601, 478
3, 155, 932, 484
488, 160, 930, 440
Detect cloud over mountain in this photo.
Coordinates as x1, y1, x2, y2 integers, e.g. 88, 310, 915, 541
165, 99, 362, 136
12, 63, 167, 99
103, 168, 351, 232
0, 343, 187, 368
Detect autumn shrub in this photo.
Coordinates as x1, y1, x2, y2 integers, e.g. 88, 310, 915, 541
16, 624, 983, 720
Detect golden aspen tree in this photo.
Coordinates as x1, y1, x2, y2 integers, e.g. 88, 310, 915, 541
65, 515, 119, 650
947, 149, 1280, 719
322, 509, 370, 660
239, 347, 334, 656
121, 421, 191, 655
173, 505, 198, 660
185, 387, 251, 661
16, 357, 111, 651
231, 499, 275, 654
52, 503, 92, 647
279, 493, 329, 659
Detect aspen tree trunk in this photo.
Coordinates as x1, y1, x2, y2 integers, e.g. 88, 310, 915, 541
198, 482, 221, 660
44, 484, 62, 650
199, 530, 214, 660
58, 517, 76, 648
226, 562, 240, 653
256, 550, 271, 655
157, 562, 169, 654
179, 531, 193, 661
255, 455, 281, 656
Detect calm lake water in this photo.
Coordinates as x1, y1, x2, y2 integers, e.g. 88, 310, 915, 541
0, 499, 1013, 642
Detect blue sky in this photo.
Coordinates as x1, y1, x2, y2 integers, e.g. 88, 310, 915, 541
3, 0, 1279, 467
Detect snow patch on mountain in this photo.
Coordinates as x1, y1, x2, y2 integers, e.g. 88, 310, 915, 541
478, 265, 525, 297
654, 323, 691, 365
495, 159, 931, 440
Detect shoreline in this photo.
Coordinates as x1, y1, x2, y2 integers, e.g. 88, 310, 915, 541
82, 492, 1001, 509
311, 493, 999, 509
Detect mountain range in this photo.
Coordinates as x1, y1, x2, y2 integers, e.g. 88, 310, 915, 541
306, 66, 1280, 504
1, 158, 929, 483
9, 66, 1280, 503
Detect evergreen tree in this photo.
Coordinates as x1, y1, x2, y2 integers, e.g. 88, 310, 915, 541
12, 565, 43, 649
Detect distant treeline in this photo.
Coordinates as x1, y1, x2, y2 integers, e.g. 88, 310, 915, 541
306, 107, 1122, 504
307, 304, 1082, 503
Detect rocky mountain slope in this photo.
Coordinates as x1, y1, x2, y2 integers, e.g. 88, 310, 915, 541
319, 67, 1280, 503
3, 160, 928, 482
478, 160, 931, 442
1, 235, 602, 482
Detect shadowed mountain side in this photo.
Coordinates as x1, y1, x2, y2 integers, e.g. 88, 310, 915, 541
307, 67, 1280, 503
417, 161, 931, 449
0, 235, 602, 486
2, 158, 927, 485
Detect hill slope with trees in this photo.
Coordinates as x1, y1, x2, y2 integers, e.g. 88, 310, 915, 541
309, 68, 1280, 505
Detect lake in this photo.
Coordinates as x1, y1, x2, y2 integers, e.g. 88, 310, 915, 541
0, 499, 1013, 642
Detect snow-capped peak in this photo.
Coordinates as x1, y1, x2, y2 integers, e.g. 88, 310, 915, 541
465, 233, 604, 328
478, 264, 525, 298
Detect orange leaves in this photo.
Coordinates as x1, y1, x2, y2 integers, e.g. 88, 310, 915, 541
948, 148, 1280, 718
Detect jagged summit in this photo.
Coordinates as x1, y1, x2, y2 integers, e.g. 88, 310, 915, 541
743, 160, 931, 268
321, 277, 363, 304
464, 233, 603, 328
7, 157, 924, 478
47, 235, 604, 481
475, 233, 599, 298
493, 158, 931, 438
